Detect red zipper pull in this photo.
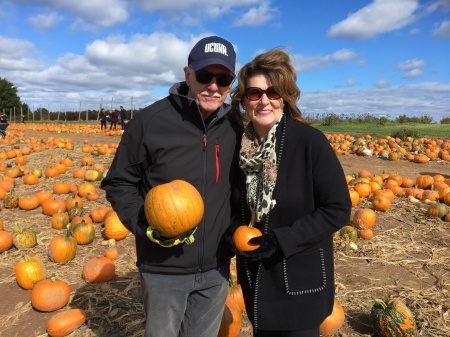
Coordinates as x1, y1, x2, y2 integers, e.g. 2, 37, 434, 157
215, 144, 220, 183
203, 134, 207, 147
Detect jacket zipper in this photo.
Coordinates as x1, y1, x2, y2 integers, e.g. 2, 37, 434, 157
199, 132, 207, 273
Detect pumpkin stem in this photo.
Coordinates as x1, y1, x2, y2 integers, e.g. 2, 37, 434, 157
374, 298, 387, 310
248, 212, 256, 229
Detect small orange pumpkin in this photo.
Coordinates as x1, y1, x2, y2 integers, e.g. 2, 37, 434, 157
104, 216, 129, 241
18, 195, 40, 210
15, 255, 46, 289
48, 227, 77, 263
372, 194, 391, 212
352, 208, 376, 230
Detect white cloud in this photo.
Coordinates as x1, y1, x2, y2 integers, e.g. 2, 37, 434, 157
433, 20, 450, 37
396, 58, 427, 79
233, 2, 278, 27
293, 49, 358, 72
403, 68, 424, 79
28, 12, 63, 30
396, 58, 427, 71
347, 79, 357, 87
374, 80, 390, 88
301, 82, 450, 122
135, 0, 262, 24
327, 0, 419, 39
17, 0, 128, 27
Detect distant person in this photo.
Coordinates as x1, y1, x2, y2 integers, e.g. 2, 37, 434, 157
119, 106, 127, 129
109, 110, 118, 130
0, 114, 8, 124
21, 114, 25, 123
99, 108, 107, 130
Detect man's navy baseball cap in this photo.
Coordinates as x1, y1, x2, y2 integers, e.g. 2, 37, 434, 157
188, 36, 236, 75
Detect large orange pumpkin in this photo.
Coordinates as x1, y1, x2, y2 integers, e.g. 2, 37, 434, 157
46, 308, 86, 337
217, 296, 242, 337
320, 299, 345, 336
30, 277, 71, 312
144, 180, 204, 237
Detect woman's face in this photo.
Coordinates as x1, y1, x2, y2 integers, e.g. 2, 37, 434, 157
243, 73, 283, 142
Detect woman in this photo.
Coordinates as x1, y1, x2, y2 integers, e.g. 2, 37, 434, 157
109, 109, 118, 130
230, 49, 351, 337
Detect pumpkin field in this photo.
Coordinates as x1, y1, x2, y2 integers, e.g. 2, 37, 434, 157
0, 123, 449, 337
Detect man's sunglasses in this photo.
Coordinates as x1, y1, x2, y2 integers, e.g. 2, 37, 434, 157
244, 87, 282, 101
194, 69, 235, 87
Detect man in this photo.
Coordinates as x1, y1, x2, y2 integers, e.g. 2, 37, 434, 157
119, 105, 127, 129
101, 36, 242, 337
99, 108, 107, 130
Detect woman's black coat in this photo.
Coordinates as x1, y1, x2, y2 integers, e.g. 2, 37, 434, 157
236, 115, 352, 331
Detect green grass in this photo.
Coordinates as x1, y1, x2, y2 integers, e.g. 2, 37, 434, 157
311, 122, 449, 139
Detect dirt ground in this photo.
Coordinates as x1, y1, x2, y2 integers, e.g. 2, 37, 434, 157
0, 130, 449, 337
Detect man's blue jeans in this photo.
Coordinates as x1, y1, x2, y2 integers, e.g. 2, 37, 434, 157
139, 264, 230, 337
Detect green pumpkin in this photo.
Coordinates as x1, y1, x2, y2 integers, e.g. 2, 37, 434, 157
67, 202, 86, 221
72, 220, 95, 245
3, 187, 19, 209
370, 298, 417, 337
12, 224, 37, 249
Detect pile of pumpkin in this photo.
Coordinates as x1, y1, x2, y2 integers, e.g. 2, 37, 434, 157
347, 170, 450, 224
327, 133, 450, 162
5, 122, 125, 136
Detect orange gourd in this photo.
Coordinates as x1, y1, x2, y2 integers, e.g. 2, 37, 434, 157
217, 296, 242, 337
104, 216, 129, 241
232, 213, 262, 252
372, 194, 391, 212
15, 255, 46, 289
319, 299, 345, 336
18, 195, 40, 210
48, 227, 77, 263
72, 220, 95, 245
51, 210, 70, 230
82, 256, 115, 283
46, 308, 86, 337
42, 197, 67, 216
144, 180, 204, 237
0, 229, 13, 253
352, 208, 376, 230
30, 277, 70, 312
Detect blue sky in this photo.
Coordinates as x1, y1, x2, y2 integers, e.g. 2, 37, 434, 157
0, 0, 449, 121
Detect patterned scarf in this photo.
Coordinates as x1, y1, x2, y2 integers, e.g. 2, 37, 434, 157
239, 117, 281, 222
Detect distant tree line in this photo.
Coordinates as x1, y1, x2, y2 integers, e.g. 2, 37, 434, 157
306, 112, 449, 126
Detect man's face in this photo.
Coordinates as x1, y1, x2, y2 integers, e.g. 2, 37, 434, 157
184, 64, 234, 119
